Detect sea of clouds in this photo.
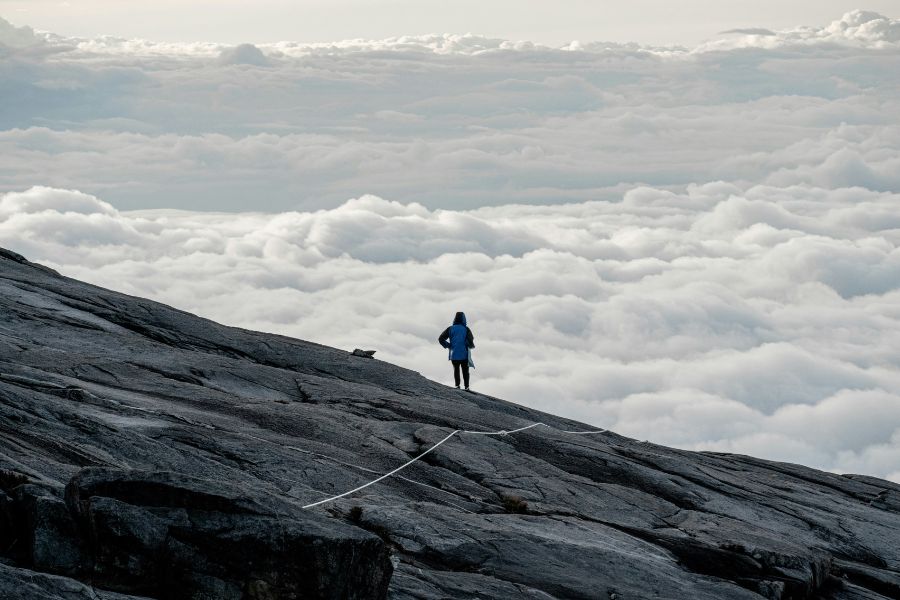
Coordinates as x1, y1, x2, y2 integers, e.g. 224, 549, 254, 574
1, 11, 899, 482
2, 10, 899, 211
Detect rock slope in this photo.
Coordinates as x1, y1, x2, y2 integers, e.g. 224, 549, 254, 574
0, 246, 898, 600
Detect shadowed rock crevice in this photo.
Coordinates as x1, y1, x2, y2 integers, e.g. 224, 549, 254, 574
2, 247, 900, 600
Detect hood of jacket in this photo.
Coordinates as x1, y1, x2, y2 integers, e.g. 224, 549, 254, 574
453, 312, 466, 326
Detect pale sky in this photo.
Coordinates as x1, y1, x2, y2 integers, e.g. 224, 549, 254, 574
2, 0, 899, 45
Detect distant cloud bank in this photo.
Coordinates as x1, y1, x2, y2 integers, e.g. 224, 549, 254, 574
5, 10, 898, 56
1, 11, 899, 482
0, 11, 898, 211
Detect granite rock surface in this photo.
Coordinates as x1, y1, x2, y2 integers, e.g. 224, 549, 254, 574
1, 247, 899, 600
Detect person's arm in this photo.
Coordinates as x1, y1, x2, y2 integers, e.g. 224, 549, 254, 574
438, 327, 451, 348
466, 328, 475, 349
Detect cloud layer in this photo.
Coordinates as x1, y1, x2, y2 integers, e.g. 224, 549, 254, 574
3, 183, 899, 482
0, 12, 899, 210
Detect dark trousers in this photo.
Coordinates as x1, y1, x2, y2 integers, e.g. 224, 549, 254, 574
452, 359, 470, 388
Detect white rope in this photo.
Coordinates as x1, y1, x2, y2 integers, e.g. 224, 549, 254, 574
302, 429, 461, 509
461, 422, 608, 436
460, 422, 545, 436
300, 421, 607, 509
284, 444, 482, 514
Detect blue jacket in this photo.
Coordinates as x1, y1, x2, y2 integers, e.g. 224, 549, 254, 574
439, 312, 475, 361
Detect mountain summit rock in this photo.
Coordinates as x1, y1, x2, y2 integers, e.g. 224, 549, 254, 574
0, 247, 898, 599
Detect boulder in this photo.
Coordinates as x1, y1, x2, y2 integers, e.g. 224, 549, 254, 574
65, 468, 392, 599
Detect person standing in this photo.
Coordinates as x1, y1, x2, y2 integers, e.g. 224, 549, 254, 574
438, 312, 475, 390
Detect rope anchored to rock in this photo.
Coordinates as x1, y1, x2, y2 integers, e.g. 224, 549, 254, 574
300, 421, 608, 509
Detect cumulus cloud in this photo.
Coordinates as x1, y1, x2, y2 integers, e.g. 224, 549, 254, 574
0, 16, 39, 49
2, 183, 899, 482
700, 10, 900, 50
218, 43, 270, 66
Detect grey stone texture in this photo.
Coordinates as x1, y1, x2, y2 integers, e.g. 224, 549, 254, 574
1, 246, 899, 599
